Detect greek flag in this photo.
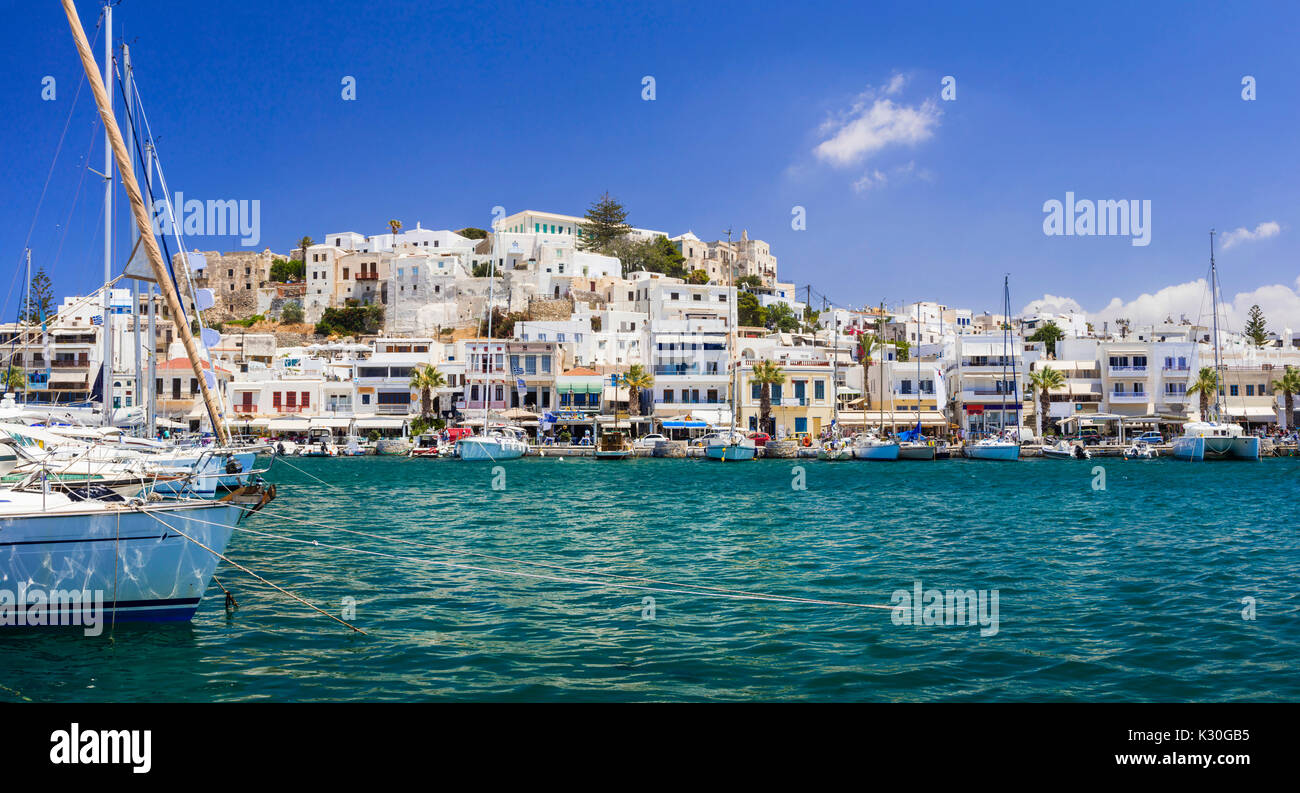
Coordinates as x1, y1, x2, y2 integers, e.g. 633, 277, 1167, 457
89, 315, 103, 326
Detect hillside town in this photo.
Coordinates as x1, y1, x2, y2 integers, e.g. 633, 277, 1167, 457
6, 202, 1300, 447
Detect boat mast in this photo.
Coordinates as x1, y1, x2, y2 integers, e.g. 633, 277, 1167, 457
878, 301, 886, 435
100, 1, 113, 427
726, 228, 738, 438
483, 228, 496, 437
831, 311, 839, 431
61, 0, 230, 444
1209, 229, 1223, 422
125, 40, 143, 437
145, 141, 157, 438
23, 248, 31, 405
916, 300, 922, 429
1000, 276, 1009, 437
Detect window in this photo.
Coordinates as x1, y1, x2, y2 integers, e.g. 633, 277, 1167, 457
541, 357, 551, 374
663, 389, 674, 403
301, 392, 310, 407
814, 380, 825, 400
1230, 385, 1240, 396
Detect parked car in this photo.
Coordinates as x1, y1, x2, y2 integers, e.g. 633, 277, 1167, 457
1067, 428, 1103, 446
747, 432, 771, 446
1131, 431, 1163, 444
634, 433, 667, 449
691, 432, 726, 447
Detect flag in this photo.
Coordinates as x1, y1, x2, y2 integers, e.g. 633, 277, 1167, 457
90, 315, 103, 326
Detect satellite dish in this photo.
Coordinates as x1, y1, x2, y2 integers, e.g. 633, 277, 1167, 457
194, 288, 215, 311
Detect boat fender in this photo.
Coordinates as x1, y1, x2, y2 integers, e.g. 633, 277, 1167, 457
802, 436, 811, 447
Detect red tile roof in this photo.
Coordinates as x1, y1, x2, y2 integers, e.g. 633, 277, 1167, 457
562, 366, 601, 376
157, 357, 232, 376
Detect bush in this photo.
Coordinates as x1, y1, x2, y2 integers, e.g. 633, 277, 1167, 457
280, 301, 304, 324
315, 304, 384, 336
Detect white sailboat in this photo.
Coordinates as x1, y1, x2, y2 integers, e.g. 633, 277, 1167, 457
1171, 231, 1261, 461
705, 229, 757, 462
853, 302, 900, 460
0, 0, 275, 628
898, 301, 936, 460
819, 315, 852, 460
458, 229, 526, 461
965, 276, 1021, 460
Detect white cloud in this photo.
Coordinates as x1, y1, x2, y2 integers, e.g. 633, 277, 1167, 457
813, 78, 940, 168
1023, 275, 1300, 333
1220, 221, 1281, 249
852, 169, 888, 192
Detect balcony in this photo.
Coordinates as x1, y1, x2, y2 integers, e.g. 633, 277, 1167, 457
51, 360, 90, 369
234, 403, 258, 414
355, 272, 379, 281
1161, 392, 1189, 402
271, 404, 306, 413
1162, 365, 1191, 372
1108, 392, 1150, 403
1107, 365, 1148, 375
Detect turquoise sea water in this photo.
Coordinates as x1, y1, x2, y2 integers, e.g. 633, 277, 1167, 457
3, 455, 1298, 702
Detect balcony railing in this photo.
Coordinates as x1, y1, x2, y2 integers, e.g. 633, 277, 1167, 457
1162, 365, 1191, 371
1108, 365, 1148, 375
376, 404, 412, 415
271, 404, 306, 413
1108, 392, 1149, 402
51, 360, 89, 368
355, 272, 379, 281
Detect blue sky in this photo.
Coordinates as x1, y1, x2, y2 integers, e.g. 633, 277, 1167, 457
3, 0, 1298, 330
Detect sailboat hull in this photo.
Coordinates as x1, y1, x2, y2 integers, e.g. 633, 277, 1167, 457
0, 501, 242, 624
965, 443, 1021, 460
456, 437, 527, 461
898, 444, 936, 460
1172, 435, 1259, 461
853, 443, 900, 460
705, 443, 757, 461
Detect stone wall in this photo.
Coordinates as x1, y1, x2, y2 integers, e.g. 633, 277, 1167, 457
184, 248, 280, 322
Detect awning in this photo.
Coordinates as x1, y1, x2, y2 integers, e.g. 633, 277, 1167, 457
1225, 406, 1277, 418
310, 417, 353, 429
233, 417, 271, 428
354, 417, 405, 429
268, 418, 310, 431
840, 410, 948, 426
603, 386, 630, 401
48, 371, 87, 384
555, 379, 602, 393
662, 420, 707, 428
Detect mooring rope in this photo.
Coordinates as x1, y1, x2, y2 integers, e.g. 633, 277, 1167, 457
227, 503, 893, 610
138, 508, 367, 633
205, 514, 893, 611
268, 453, 342, 491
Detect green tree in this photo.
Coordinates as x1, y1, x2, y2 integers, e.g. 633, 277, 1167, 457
1028, 366, 1066, 438
685, 269, 709, 284
388, 219, 402, 238
607, 235, 685, 278
857, 333, 882, 409
456, 227, 488, 240
1244, 304, 1269, 347
734, 274, 762, 289
751, 359, 787, 435
22, 267, 54, 323
269, 258, 306, 282
893, 338, 911, 362
3, 365, 24, 393
298, 236, 314, 262
578, 192, 632, 251
409, 364, 446, 418
1186, 366, 1221, 420
1027, 320, 1066, 357
477, 308, 527, 338
737, 291, 766, 327
280, 301, 304, 324
764, 302, 800, 333
619, 363, 653, 416
1269, 365, 1300, 430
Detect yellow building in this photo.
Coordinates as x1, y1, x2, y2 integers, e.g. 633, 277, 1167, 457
738, 358, 836, 438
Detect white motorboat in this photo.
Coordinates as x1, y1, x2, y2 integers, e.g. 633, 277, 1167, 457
818, 437, 853, 461
898, 440, 937, 460
1041, 439, 1090, 459
1124, 440, 1157, 459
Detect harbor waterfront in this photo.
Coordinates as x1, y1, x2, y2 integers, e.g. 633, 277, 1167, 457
2, 454, 1296, 702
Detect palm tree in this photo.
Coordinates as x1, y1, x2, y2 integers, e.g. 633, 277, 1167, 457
1186, 366, 1220, 421
409, 364, 446, 418
3, 365, 24, 395
751, 359, 787, 435
620, 363, 653, 416
298, 236, 314, 263
1269, 365, 1300, 431
389, 219, 402, 240
857, 333, 881, 409
1027, 366, 1066, 439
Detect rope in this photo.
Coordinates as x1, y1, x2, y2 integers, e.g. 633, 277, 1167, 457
192, 505, 893, 610
269, 454, 342, 490
138, 507, 366, 634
